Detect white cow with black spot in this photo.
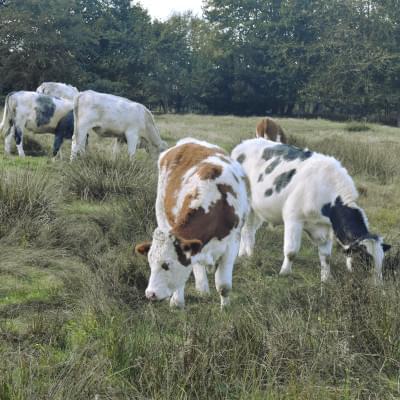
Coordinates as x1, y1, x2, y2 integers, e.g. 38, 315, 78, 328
71, 90, 167, 160
0, 91, 73, 157
232, 138, 390, 282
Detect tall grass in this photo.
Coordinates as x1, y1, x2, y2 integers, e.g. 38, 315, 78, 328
60, 150, 157, 201
289, 135, 400, 183
0, 116, 399, 399
0, 169, 58, 239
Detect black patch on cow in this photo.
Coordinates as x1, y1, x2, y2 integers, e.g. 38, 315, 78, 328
236, 154, 246, 164
173, 238, 191, 267
258, 173, 264, 182
265, 188, 273, 197
262, 144, 313, 162
265, 157, 281, 174
14, 127, 22, 145
321, 196, 372, 247
53, 110, 74, 156
35, 96, 56, 127
273, 169, 296, 193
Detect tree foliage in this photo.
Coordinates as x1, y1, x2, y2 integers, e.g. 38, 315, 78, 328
1, 0, 400, 122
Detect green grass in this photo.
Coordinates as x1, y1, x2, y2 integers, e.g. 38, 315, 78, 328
0, 115, 399, 399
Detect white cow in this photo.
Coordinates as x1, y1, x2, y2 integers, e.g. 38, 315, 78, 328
0, 91, 73, 157
135, 138, 249, 308
231, 138, 390, 282
71, 90, 167, 160
36, 82, 79, 100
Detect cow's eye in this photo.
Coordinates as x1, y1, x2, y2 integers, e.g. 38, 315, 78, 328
161, 262, 169, 271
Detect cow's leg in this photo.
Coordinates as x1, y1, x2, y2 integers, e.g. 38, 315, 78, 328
170, 286, 185, 308
308, 225, 333, 282
238, 209, 263, 257
71, 126, 89, 160
53, 133, 64, 158
346, 256, 353, 272
125, 129, 139, 158
192, 263, 210, 294
318, 239, 333, 282
215, 238, 240, 308
279, 219, 303, 276
4, 125, 15, 154
15, 127, 25, 157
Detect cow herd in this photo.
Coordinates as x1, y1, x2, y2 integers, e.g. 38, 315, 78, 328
0, 82, 167, 159
0, 83, 391, 308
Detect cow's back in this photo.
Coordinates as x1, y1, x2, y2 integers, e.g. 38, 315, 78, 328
232, 139, 357, 224
158, 138, 248, 250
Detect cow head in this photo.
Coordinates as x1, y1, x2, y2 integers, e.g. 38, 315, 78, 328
136, 227, 202, 301
346, 235, 391, 281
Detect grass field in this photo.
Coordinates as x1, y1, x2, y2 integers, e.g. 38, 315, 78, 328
0, 114, 399, 399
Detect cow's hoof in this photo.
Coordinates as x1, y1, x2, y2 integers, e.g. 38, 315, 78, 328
279, 268, 292, 276
169, 297, 185, 309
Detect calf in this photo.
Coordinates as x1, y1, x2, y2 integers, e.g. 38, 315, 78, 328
232, 138, 390, 282
0, 91, 73, 157
71, 90, 167, 160
255, 117, 287, 143
136, 138, 249, 308
36, 82, 79, 100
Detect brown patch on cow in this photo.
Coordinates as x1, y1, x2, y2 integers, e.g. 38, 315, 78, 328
171, 183, 239, 248
218, 183, 237, 199
160, 143, 226, 226
255, 117, 287, 144
197, 163, 223, 180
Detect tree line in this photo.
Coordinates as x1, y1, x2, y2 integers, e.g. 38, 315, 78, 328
1, 0, 400, 123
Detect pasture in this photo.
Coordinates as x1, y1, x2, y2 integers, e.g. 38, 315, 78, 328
0, 114, 399, 399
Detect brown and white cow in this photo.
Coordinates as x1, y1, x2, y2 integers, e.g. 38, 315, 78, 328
135, 138, 249, 308
255, 117, 287, 143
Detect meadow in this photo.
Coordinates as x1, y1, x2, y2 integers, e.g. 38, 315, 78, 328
0, 114, 399, 399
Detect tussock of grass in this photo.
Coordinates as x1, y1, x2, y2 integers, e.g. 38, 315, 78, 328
289, 135, 399, 183
0, 169, 58, 239
60, 150, 157, 201
345, 121, 372, 132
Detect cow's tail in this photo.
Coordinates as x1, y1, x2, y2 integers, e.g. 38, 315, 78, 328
144, 107, 167, 154
0, 93, 12, 137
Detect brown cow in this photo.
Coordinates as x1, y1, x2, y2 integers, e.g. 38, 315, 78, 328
135, 137, 249, 308
255, 117, 287, 143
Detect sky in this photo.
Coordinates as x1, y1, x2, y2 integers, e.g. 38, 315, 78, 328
137, 0, 204, 21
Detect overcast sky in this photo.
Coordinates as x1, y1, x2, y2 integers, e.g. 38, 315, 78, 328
137, 0, 204, 20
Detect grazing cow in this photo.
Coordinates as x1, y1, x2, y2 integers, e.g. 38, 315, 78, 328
255, 117, 287, 143
71, 90, 167, 160
135, 138, 249, 308
36, 82, 79, 100
232, 138, 390, 282
0, 91, 73, 157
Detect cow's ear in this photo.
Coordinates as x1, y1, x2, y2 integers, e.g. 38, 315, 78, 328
135, 241, 152, 256
382, 243, 391, 252
180, 238, 203, 256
